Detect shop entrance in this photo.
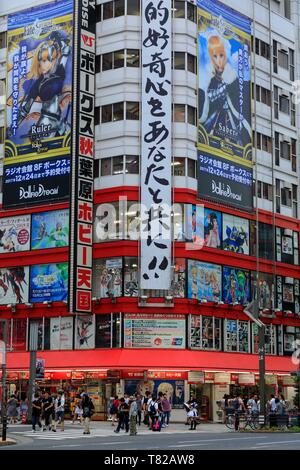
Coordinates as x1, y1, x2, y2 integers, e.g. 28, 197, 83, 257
189, 383, 212, 421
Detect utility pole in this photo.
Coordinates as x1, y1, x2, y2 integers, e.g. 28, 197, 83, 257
27, 322, 38, 423
0, 320, 7, 441
244, 300, 266, 424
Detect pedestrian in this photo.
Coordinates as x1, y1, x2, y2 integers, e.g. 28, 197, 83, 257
82, 393, 95, 435
114, 397, 129, 433
129, 395, 138, 436
32, 393, 42, 432
161, 393, 171, 427
73, 393, 83, 424
110, 396, 120, 426
136, 393, 142, 426
42, 391, 53, 431
142, 391, 151, 427
20, 398, 29, 424
52, 390, 65, 432
7, 394, 18, 424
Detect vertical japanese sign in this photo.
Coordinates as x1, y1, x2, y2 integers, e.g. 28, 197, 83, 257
4, 0, 73, 207
68, 0, 96, 313
197, 0, 252, 211
140, 0, 172, 289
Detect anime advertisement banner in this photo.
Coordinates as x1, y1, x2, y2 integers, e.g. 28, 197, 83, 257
0, 215, 30, 253
124, 379, 185, 409
185, 204, 204, 246
75, 315, 95, 349
31, 209, 69, 249
93, 258, 123, 298
251, 272, 274, 310
0, 266, 29, 305
29, 262, 68, 302
187, 260, 221, 302
204, 208, 222, 248
171, 258, 186, 298
222, 213, 249, 255
197, 0, 252, 163
222, 266, 250, 305
124, 314, 186, 349
50, 316, 73, 350
5, 0, 73, 160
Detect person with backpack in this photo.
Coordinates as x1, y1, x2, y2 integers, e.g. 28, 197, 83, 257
82, 393, 95, 435
52, 391, 65, 432
232, 394, 245, 431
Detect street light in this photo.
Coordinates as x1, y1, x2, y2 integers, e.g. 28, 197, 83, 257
243, 300, 266, 424
0, 319, 8, 441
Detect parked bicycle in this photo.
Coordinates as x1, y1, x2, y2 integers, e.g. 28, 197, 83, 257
225, 411, 259, 430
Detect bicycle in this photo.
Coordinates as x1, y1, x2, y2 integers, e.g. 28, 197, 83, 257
225, 411, 259, 430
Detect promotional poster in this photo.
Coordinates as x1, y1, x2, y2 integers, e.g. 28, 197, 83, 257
124, 379, 185, 409
50, 316, 73, 350
4, 0, 73, 207
31, 209, 69, 249
93, 258, 123, 298
75, 315, 95, 349
0, 266, 29, 305
251, 272, 274, 310
30, 262, 68, 302
0, 215, 30, 253
222, 213, 249, 254
171, 258, 186, 298
222, 266, 250, 305
204, 208, 222, 248
187, 260, 221, 302
185, 204, 204, 245
197, 0, 252, 211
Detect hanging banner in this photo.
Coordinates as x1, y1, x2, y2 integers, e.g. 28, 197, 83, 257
68, 0, 96, 313
197, 0, 252, 211
4, 0, 73, 207
140, 0, 172, 289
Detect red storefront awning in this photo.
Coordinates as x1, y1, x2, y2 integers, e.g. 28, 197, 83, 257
6, 349, 298, 374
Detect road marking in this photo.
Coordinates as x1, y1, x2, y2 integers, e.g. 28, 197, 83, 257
253, 440, 300, 447
175, 436, 267, 444
51, 444, 81, 448
169, 443, 208, 448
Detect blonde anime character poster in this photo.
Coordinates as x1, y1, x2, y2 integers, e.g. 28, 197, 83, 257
187, 260, 221, 302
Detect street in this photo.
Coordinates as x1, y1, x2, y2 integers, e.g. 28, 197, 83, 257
1, 421, 300, 451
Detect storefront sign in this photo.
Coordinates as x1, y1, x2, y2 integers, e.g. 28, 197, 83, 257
72, 371, 85, 380
68, 0, 96, 313
205, 372, 215, 382
86, 371, 107, 379
124, 314, 186, 349
140, 0, 172, 289
122, 370, 145, 379
214, 372, 231, 385
188, 371, 205, 384
238, 373, 255, 386
265, 375, 277, 385
282, 375, 296, 386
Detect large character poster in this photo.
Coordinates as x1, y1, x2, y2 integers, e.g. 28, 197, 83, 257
187, 260, 221, 302
0, 215, 31, 253
197, 0, 252, 211
31, 209, 69, 249
30, 262, 68, 302
222, 266, 250, 305
0, 266, 29, 305
4, 0, 73, 207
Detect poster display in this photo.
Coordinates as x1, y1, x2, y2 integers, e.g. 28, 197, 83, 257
197, 0, 252, 211
30, 262, 68, 302
203, 208, 222, 248
0, 266, 29, 304
0, 215, 30, 253
124, 314, 186, 349
171, 258, 186, 298
31, 209, 69, 249
187, 260, 221, 301
4, 0, 73, 207
93, 258, 123, 298
50, 316, 73, 350
185, 204, 204, 245
222, 213, 249, 254
124, 379, 184, 409
251, 272, 274, 310
75, 315, 95, 349
222, 266, 250, 305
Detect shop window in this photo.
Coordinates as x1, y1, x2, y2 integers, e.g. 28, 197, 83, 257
125, 155, 139, 174
251, 271, 274, 310
93, 258, 123, 298
127, 0, 140, 15
283, 326, 300, 355
95, 314, 112, 348
250, 221, 274, 260
28, 319, 44, 351
222, 267, 250, 306
50, 317, 73, 350
126, 101, 139, 120
173, 203, 184, 241
12, 318, 27, 351
190, 315, 222, 351
126, 49, 139, 67
0, 319, 12, 350
222, 213, 249, 255
252, 324, 277, 355
124, 257, 138, 296
172, 157, 185, 176
171, 258, 186, 297
174, 52, 185, 70
187, 260, 222, 302
225, 319, 250, 353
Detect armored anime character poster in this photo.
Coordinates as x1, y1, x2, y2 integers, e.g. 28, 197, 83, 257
5, 0, 73, 159
198, 0, 252, 163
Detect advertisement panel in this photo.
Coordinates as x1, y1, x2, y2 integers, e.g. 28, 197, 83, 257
50, 316, 73, 350
0, 266, 29, 304
222, 266, 250, 305
222, 213, 249, 254
204, 208, 222, 248
187, 260, 221, 301
197, 0, 252, 210
140, 0, 172, 289
0, 214, 30, 253
124, 379, 184, 409
75, 314, 95, 349
124, 314, 186, 349
4, 0, 73, 207
93, 258, 123, 298
185, 204, 204, 245
68, 0, 95, 313
31, 209, 69, 249
30, 262, 68, 302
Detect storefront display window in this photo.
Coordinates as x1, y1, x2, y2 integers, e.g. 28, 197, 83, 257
278, 276, 300, 314
95, 313, 121, 348
190, 315, 222, 351
93, 258, 123, 298
222, 267, 250, 305
251, 271, 275, 310
28, 318, 44, 350
12, 318, 27, 351
171, 258, 186, 298
276, 227, 298, 265
250, 221, 274, 260
124, 257, 138, 296
0, 319, 12, 350
50, 317, 73, 350
225, 319, 250, 353
252, 323, 277, 355
222, 214, 249, 255
75, 315, 95, 349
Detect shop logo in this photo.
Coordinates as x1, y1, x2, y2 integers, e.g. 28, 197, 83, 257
19, 184, 59, 200
211, 181, 242, 201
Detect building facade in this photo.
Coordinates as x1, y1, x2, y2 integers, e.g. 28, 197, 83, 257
0, 0, 299, 421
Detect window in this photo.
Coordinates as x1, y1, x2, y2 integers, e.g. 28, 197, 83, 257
187, 105, 196, 125
0, 127, 4, 144
257, 180, 262, 198
174, 0, 185, 18
260, 87, 271, 106
187, 2, 196, 22
284, 0, 291, 20
174, 104, 185, 122
112, 156, 124, 175
275, 131, 280, 165
252, 324, 276, 355
126, 49, 139, 67
94, 106, 100, 126
174, 52, 185, 70
101, 104, 112, 123
126, 102, 139, 120
28, 319, 44, 351
225, 319, 249, 353
281, 187, 292, 207
290, 92, 296, 126
261, 134, 271, 152
124, 257, 138, 296
262, 182, 272, 201
125, 155, 139, 174
114, 50, 125, 68
250, 222, 274, 260
101, 158, 112, 176
278, 50, 288, 69
273, 40, 278, 74
113, 102, 124, 120
280, 141, 290, 160
274, 85, 279, 119
103, 1, 113, 20
96, 3, 101, 21
127, 0, 140, 15
289, 48, 295, 81
95, 55, 100, 73
187, 53, 196, 73
102, 52, 113, 71
94, 159, 99, 178
115, 0, 125, 17
279, 95, 289, 114
173, 157, 185, 176
291, 139, 296, 172
93, 258, 123, 298
12, 318, 27, 351
190, 315, 222, 351
188, 158, 196, 178
0, 31, 7, 49
260, 41, 270, 60
283, 326, 300, 355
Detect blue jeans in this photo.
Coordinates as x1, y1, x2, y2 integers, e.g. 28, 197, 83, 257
32, 415, 41, 430
163, 411, 170, 425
